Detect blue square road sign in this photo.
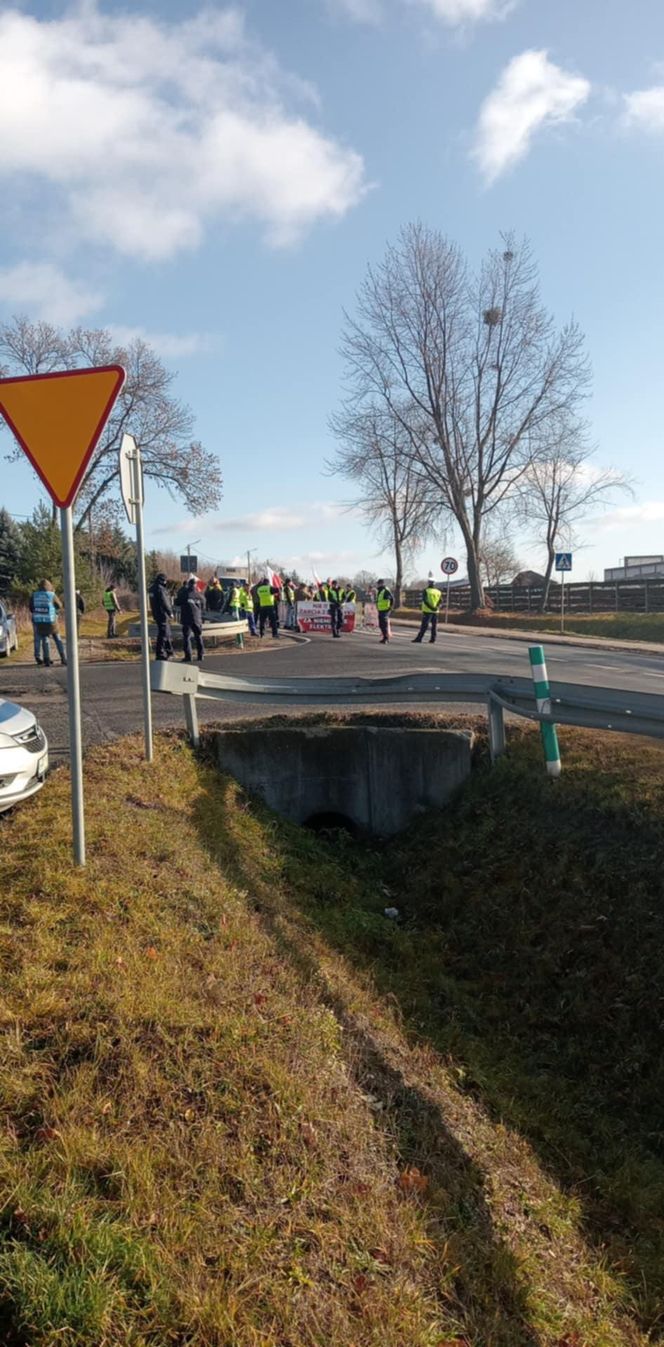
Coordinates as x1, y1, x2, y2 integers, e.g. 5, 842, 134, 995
555, 552, 573, 572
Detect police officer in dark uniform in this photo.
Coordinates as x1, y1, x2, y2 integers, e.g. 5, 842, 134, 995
149, 572, 174, 660
178, 576, 205, 662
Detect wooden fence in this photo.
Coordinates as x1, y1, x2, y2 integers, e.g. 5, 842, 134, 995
403, 580, 664, 615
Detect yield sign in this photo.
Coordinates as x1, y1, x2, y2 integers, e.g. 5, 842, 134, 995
0, 365, 125, 508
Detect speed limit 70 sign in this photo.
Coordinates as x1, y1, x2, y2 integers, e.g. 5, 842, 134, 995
441, 557, 458, 576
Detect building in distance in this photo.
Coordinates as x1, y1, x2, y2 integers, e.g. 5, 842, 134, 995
604, 555, 664, 581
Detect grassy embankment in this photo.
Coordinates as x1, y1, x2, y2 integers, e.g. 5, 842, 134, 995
395, 609, 664, 643
1, 719, 664, 1345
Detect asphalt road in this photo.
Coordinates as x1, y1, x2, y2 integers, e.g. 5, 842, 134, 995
2, 623, 664, 763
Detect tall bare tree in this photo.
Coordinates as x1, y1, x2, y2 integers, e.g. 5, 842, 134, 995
328, 407, 442, 606
479, 527, 520, 589
337, 224, 591, 609
0, 318, 222, 529
518, 423, 630, 609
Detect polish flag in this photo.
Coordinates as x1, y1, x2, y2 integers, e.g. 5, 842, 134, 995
312, 568, 322, 587
267, 564, 282, 589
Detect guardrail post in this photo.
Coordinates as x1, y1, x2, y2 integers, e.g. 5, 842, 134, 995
488, 696, 506, 762
183, 693, 200, 747
529, 645, 561, 778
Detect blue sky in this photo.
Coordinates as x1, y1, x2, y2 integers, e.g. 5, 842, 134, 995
1, 0, 663, 582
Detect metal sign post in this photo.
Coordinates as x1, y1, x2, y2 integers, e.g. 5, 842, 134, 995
60, 505, 86, 865
441, 556, 459, 623
0, 364, 126, 868
120, 433, 152, 762
555, 553, 573, 634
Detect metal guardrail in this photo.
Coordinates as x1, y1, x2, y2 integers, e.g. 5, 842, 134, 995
150, 660, 664, 759
129, 618, 248, 639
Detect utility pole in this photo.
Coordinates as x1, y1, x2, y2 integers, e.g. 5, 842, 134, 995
185, 539, 201, 574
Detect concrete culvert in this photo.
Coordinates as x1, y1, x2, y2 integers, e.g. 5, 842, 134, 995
304, 811, 358, 837
208, 719, 474, 838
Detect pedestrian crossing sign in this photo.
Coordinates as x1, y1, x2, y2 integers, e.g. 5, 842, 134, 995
555, 552, 573, 572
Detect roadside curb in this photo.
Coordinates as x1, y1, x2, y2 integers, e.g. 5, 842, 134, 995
392, 619, 664, 657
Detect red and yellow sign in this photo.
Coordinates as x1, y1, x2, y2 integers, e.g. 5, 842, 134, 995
0, 365, 125, 508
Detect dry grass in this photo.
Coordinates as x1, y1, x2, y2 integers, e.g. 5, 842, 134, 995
0, 723, 659, 1345
395, 609, 664, 643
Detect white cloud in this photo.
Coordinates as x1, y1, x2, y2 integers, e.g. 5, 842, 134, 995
286, 549, 363, 567
107, 325, 216, 360
0, 261, 102, 326
153, 502, 353, 537
624, 86, 664, 133
473, 49, 591, 183
415, 0, 517, 25
220, 509, 307, 531
330, 0, 517, 26
598, 501, 664, 530
0, 5, 367, 261
327, 0, 384, 21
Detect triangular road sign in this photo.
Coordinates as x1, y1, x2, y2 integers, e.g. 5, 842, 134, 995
0, 365, 125, 509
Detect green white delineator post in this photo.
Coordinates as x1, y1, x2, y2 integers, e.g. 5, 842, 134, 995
528, 644, 561, 777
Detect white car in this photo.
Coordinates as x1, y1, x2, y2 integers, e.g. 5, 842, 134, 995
0, 697, 49, 813
0, 600, 18, 657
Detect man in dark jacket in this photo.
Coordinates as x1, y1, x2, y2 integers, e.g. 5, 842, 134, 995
178, 576, 205, 662
149, 573, 174, 661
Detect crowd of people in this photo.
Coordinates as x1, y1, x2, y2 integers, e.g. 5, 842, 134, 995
27, 570, 443, 668
148, 574, 371, 661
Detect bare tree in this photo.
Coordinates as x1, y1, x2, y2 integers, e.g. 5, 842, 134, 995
337, 225, 590, 609
352, 568, 379, 591
0, 318, 222, 529
518, 421, 630, 609
328, 407, 442, 606
479, 528, 520, 589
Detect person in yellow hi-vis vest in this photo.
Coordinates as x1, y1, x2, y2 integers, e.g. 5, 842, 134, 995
256, 577, 280, 639
375, 581, 393, 645
239, 583, 257, 636
412, 584, 443, 645
102, 584, 121, 638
